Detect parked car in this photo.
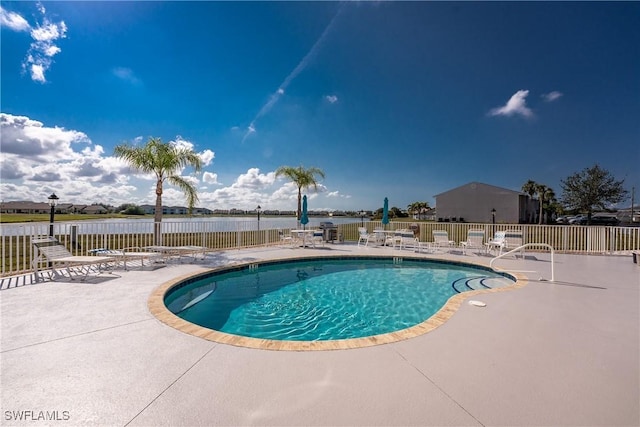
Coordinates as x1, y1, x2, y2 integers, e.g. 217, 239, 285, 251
572, 216, 620, 226
556, 215, 573, 224
568, 215, 586, 224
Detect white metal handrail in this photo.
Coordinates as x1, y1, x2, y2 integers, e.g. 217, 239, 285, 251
490, 243, 555, 282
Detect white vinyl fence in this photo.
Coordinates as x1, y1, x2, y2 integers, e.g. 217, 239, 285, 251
2, 220, 639, 277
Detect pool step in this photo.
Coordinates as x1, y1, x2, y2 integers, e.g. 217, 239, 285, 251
451, 276, 514, 293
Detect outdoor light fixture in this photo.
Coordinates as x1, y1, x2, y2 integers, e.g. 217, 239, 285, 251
360, 210, 366, 227
48, 193, 59, 237
256, 205, 262, 244
491, 208, 496, 235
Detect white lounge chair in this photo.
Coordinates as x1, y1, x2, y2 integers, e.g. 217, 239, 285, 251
32, 237, 116, 281
432, 230, 455, 252
460, 230, 485, 255
357, 227, 377, 247
89, 247, 164, 270
143, 245, 208, 262
394, 229, 419, 251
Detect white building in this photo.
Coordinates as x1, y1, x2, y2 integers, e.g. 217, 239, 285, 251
434, 182, 537, 224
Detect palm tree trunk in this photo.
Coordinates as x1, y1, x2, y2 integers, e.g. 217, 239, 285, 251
538, 196, 544, 225
154, 180, 163, 245
297, 187, 302, 223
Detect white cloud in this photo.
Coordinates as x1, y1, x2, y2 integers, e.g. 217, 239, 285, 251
0, 6, 30, 31
233, 168, 276, 189
325, 95, 338, 104
199, 149, 215, 166
0, 113, 129, 203
31, 21, 65, 42
17, 3, 67, 83
0, 113, 351, 211
112, 67, 141, 85
203, 172, 220, 185
488, 90, 533, 118
168, 136, 215, 167
326, 190, 351, 198
542, 91, 563, 102
29, 64, 46, 83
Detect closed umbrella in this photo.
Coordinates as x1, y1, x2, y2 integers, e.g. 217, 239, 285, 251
382, 197, 389, 228
300, 195, 309, 229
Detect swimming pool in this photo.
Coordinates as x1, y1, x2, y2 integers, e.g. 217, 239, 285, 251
158, 256, 517, 348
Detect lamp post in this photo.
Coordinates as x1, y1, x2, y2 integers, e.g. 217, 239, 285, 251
491, 208, 496, 236
360, 210, 365, 227
48, 193, 59, 237
256, 205, 261, 244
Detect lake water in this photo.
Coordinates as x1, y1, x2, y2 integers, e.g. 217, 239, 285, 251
1, 216, 368, 237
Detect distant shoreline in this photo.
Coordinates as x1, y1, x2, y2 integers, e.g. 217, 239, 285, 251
0, 212, 371, 224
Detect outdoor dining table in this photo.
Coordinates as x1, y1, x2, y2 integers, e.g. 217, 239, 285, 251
290, 229, 315, 248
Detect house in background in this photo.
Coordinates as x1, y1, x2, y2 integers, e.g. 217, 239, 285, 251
434, 182, 537, 224
0, 201, 50, 214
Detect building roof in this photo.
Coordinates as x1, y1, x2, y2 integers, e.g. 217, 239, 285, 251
434, 181, 526, 198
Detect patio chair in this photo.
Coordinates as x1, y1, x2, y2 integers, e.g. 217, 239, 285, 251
32, 237, 117, 281
357, 227, 377, 247
278, 230, 294, 247
485, 231, 506, 255
432, 230, 455, 252
310, 230, 325, 248
486, 230, 525, 257
460, 230, 486, 255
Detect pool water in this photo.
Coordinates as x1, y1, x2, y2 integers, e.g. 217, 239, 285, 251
164, 258, 512, 341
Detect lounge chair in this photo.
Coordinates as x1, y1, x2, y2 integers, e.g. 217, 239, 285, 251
432, 230, 455, 252
32, 237, 117, 281
143, 245, 208, 262
89, 247, 165, 270
460, 230, 485, 255
394, 229, 419, 251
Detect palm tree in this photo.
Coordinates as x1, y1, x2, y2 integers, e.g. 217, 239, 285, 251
114, 137, 202, 244
408, 201, 430, 220
275, 165, 325, 222
407, 202, 420, 219
522, 180, 538, 223
536, 184, 555, 225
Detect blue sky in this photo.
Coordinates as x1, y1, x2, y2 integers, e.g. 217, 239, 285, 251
1, 1, 639, 213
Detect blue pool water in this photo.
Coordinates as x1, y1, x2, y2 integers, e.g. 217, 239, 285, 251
164, 257, 513, 341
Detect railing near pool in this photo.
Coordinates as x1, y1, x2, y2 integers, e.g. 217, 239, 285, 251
1, 220, 639, 277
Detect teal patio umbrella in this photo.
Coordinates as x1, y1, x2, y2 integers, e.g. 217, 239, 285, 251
382, 197, 389, 228
300, 195, 309, 229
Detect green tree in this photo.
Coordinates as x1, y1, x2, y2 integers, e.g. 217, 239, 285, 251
114, 137, 202, 243
536, 184, 556, 225
390, 206, 406, 218
560, 164, 628, 224
275, 165, 325, 221
407, 201, 430, 220
521, 180, 538, 223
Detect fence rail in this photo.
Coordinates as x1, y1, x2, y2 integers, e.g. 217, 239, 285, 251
2, 220, 639, 277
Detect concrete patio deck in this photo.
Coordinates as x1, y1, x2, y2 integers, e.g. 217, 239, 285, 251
1, 244, 638, 426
